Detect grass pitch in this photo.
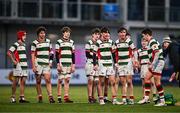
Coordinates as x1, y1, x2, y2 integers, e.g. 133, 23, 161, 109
0, 85, 180, 113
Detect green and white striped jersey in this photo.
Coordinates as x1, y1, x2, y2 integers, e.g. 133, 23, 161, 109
85, 39, 96, 63
148, 38, 164, 61
31, 39, 52, 66
138, 47, 152, 65
9, 42, 28, 69
55, 39, 75, 66
115, 38, 136, 65
94, 39, 115, 67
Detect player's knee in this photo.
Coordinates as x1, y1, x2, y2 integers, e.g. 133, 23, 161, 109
65, 79, 70, 84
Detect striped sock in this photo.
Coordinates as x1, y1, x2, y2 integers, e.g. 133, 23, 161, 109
144, 82, 151, 97
64, 95, 69, 101
156, 84, 165, 101
129, 96, 134, 100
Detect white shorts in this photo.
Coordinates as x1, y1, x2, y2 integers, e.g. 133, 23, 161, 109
58, 66, 72, 79
36, 65, 51, 75
85, 62, 98, 76
98, 65, 115, 77
140, 64, 149, 78
13, 63, 28, 77
150, 60, 165, 75
117, 61, 134, 76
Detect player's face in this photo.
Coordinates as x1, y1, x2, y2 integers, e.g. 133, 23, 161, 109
22, 33, 26, 42
63, 31, 70, 40
141, 39, 148, 48
163, 42, 170, 49
118, 30, 126, 40
101, 32, 110, 41
92, 33, 100, 42
142, 34, 149, 42
38, 31, 46, 40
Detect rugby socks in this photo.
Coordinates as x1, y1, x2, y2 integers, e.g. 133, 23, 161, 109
19, 95, 25, 100
156, 84, 165, 102
38, 95, 43, 102
58, 95, 61, 99
64, 95, 69, 101
129, 96, 134, 101
144, 82, 151, 100
112, 96, 117, 102
122, 96, 127, 102
58, 95, 62, 103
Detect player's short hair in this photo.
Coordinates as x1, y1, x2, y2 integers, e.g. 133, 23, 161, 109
91, 28, 100, 34
141, 28, 152, 36
61, 26, 71, 33
36, 26, 46, 35
117, 27, 127, 33
100, 27, 110, 33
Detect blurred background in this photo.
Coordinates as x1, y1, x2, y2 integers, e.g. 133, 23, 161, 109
0, 0, 179, 85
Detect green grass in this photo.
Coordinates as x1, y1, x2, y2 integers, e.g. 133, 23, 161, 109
0, 85, 180, 113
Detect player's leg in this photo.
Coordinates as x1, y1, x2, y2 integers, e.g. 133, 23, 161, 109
138, 70, 153, 104
35, 74, 43, 103
119, 76, 127, 104
87, 75, 93, 103
104, 77, 111, 102
154, 75, 166, 106
115, 76, 119, 96
127, 75, 134, 104
150, 77, 158, 102
11, 76, 19, 103
57, 78, 63, 103
19, 76, 29, 103
153, 60, 166, 106
92, 77, 98, 103
64, 76, 73, 103
108, 75, 121, 105
44, 72, 55, 103
98, 76, 105, 105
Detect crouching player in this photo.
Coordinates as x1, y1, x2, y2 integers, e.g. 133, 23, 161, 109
7, 30, 29, 103
137, 38, 157, 104
85, 28, 101, 103
56, 27, 75, 103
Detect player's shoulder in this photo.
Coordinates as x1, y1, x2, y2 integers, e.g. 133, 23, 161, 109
69, 39, 74, 43
125, 37, 133, 43
32, 39, 38, 44
108, 39, 113, 43
149, 38, 159, 46
45, 38, 51, 43
11, 42, 19, 48
96, 39, 102, 44
86, 39, 92, 45
57, 39, 63, 43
